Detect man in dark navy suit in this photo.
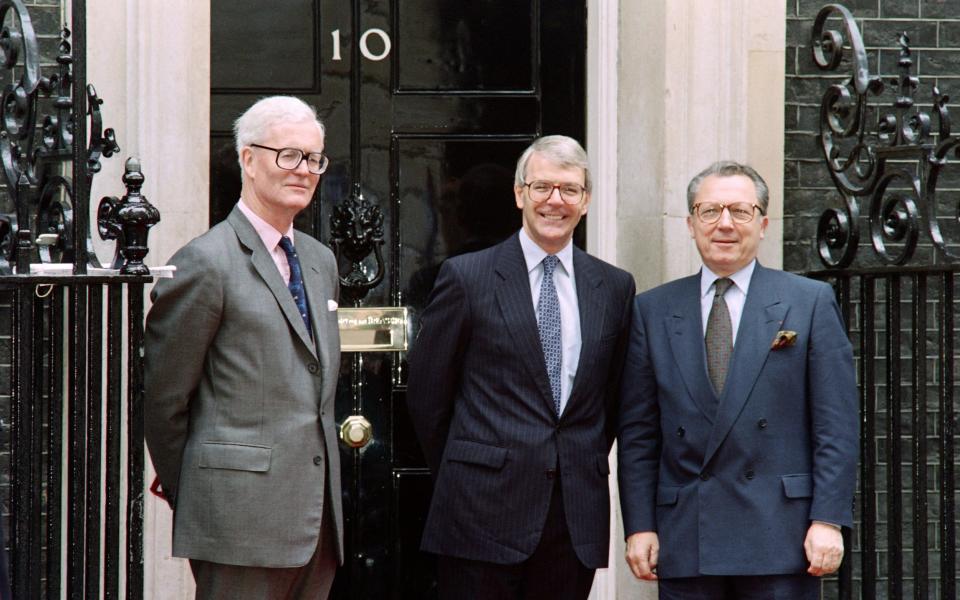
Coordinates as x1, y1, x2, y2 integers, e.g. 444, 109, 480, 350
617, 161, 858, 599
407, 135, 635, 600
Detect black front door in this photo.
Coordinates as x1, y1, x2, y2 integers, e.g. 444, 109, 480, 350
210, 2, 586, 597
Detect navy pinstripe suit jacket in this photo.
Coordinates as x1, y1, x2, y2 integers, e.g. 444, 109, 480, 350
407, 233, 635, 568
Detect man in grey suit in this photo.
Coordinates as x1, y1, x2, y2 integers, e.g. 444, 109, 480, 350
407, 136, 636, 600
618, 161, 858, 599
145, 96, 342, 599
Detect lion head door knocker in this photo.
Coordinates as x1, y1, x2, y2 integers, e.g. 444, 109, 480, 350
330, 190, 384, 304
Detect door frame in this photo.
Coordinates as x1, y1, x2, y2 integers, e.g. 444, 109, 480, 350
98, 1, 622, 597
586, 0, 620, 598
586, 0, 618, 269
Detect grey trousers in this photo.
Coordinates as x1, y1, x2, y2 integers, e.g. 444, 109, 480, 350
190, 505, 337, 600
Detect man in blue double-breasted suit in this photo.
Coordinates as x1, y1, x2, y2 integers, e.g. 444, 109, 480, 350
407, 136, 635, 600
617, 161, 858, 599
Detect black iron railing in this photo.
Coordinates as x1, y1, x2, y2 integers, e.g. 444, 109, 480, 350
809, 267, 957, 600
809, 4, 960, 599
3, 276, 149, 599
0, 0, 159, 598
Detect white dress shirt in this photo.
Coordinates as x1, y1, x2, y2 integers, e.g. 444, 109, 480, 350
518, 229, 581, 415
699, 260, 756, 346
237, 200, 295, 285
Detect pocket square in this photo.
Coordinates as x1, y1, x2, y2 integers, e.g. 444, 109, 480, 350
327, 299, 338, 311
771, 330, 797, 350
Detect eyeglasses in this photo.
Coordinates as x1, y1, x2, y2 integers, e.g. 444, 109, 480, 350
692, 202, 764, 224
522, 180, 586, 204
250, 144, 329, 175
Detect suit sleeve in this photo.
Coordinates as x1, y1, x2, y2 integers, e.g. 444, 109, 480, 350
406, 260, 471, 475
807, 282, 859, 528
143, 243, 224, 505
604, 274, 637, 450
617, 296, 662, 536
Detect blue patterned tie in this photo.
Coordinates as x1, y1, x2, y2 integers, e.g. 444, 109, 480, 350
278, 236, 312, 334
537, 255, 562, 415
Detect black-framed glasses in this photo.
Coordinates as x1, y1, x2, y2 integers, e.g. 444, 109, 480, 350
692, 201, 764, 224
523, 180, 586, 204
250, 143, 329, 175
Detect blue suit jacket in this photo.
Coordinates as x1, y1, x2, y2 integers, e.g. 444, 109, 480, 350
617, 264, 858, 578
407, 233, 635, 568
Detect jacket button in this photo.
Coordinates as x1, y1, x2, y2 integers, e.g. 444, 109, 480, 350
545, 468, 557, 480
757, 419, 767, 429
745, 469, 755, 480
308, 363, 319, 374
313, 456, 323, 465
699, 472, 709, 481
676, 427, 685, 437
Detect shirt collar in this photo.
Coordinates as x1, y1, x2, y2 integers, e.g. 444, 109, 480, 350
518, 228, 574, 276
700, 259, 756, 299
237, 200, 294, 250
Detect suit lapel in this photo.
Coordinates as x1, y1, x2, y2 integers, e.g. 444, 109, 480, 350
227, 208, 318, 360
702, 264, 788, 467
494, 235, 556, 414
300, 245, 332, 371
666, 274, 718, 421
568, 248, 603, 403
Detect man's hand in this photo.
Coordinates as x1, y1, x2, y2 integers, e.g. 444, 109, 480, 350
804, 522, 844, 576
625, 531, 659, 580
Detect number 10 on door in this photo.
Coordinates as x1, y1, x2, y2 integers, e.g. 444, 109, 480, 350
331, 29, 392, 61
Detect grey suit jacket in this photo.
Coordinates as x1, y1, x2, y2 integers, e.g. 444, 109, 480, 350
407, 233, 635, 569
144, 206, 343, 568
618, 264, 858, 578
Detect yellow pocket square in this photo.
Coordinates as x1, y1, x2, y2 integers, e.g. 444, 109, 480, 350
771, 330, 797, 350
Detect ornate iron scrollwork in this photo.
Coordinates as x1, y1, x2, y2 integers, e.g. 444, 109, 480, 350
35, 174, 74, 264
330, 191, 384, 304
97, 157, 160, 275
812, 4, 959, 267
0, 9, 133, 274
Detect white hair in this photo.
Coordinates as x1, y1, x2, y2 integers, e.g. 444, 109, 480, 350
513, 135, 591, 193
233, 96, 325, 167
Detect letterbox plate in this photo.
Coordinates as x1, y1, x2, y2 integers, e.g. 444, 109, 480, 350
338, 307, 409, 352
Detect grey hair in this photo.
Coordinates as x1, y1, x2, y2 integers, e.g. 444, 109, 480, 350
514, 135, 592, 193
686, 161, 769, 214
233, 96, 325, 168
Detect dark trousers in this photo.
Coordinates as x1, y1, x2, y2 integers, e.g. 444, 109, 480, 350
190, 502, 337, 600
658, 574, 820, 600
437, 478, 595, 600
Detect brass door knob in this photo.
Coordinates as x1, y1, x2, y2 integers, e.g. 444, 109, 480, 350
340, 415, 373, 448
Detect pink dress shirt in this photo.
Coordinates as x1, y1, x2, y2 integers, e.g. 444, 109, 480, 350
237, 200, 295, 285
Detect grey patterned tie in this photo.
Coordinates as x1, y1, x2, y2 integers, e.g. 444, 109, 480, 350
538, 255, 562, 415
705, 277, 733, 399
